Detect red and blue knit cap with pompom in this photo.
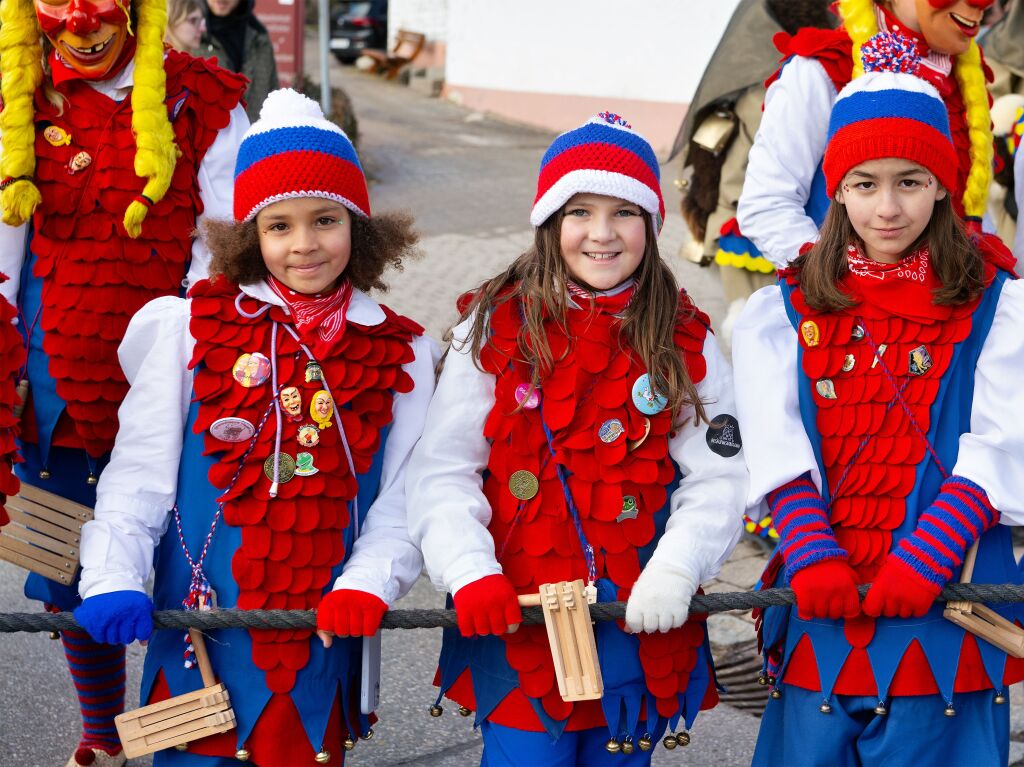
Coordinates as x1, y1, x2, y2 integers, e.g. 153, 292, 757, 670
530, 111, 664, 231
233, 88, 369, 222
823, 32, 958, 197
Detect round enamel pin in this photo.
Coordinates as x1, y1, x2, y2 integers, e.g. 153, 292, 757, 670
851, 324, 866, 341
297, 424, 320, 448
514, 383, 540, 410
232, 352, 271, 388
263, 452, 296, 483
598, 418, 625, 444
631, 374, 668, 415
508, 470, 539, 501
210, 416, 255, 443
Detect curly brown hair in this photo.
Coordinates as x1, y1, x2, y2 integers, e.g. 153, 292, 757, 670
204, 210, 419, 293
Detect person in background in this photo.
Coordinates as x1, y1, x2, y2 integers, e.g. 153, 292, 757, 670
166, 0, 206, 54
202, 0, 279, 123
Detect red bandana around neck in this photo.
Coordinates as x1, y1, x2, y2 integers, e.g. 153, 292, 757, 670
567, 277, 637, 315
846, 241, 932, 283
267, 276, 353, 354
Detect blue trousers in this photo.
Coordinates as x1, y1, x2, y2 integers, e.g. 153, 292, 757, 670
480, 722, 654, 767
752, 685, 1008, 767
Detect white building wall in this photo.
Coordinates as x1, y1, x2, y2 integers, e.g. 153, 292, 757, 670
445, 0, 741, 105
386, 0, 450, 46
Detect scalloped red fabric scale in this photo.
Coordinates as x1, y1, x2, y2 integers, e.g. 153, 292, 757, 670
451, 287, 715, 729
27, 52, 247, 457
189, 277, 419, 694
781, 246, 1024, 696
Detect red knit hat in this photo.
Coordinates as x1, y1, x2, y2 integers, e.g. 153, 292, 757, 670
822, 33, 958, 197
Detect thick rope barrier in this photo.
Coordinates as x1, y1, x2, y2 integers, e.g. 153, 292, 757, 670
3, 582, 1024, 634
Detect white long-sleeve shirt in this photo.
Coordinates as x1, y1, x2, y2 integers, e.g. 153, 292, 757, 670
405, 316, 747, 596
79, 281, 439, 606
0, 60, 248, 305
733, 279, 1024, 524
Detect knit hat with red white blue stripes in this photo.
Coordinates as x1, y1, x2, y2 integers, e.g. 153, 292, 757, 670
823, 32, 958, 197
234, 88, 370, 222
530, 112, 665, 231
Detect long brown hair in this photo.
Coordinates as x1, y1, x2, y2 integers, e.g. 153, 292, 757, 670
453, 211, 708, 425
794, 196, 986, 312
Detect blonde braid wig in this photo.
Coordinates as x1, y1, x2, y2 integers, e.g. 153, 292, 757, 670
0, 0, 179, 236
0, 0, 45, 226
125, 0, 179, 237
839, 0, 992, 218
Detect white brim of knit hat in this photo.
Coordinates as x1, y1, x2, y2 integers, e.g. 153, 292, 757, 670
529, 170, 662, 228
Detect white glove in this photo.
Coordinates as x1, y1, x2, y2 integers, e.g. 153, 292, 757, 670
625, 561, 698, 634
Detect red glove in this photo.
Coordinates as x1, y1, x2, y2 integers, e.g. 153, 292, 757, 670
789, 559, 861, 620
453, 574, 523, 637
863, 556, 940, 618
316, 589, 388, 647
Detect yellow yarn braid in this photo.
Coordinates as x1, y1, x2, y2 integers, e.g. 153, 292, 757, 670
125, 0, 179, 237
839, 0, 992, 217
0, 0, 44, 226
953, 41, 992, 219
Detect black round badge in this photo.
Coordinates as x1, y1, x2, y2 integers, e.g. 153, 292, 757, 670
706, 414, 742, 457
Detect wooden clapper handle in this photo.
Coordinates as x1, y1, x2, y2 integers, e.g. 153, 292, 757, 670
189, 629, 217, 688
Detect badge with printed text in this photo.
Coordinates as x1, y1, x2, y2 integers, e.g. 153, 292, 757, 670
310, 390, 334, 429
632, 374, 668, 415
280, 386, 303, 421
598, 418, 625, 444
800, 320, 820, 347
43, 125, 71, 146
210, 416, 255, 443
233, 352, 271, 388
508, 469, 539, 501
514, 383, 540, 410
908, 345, 933, 376
297, 424, 320, 448
816, 379, 838, 400
294, 452, 319, 476
263, 452, 296, 483
705, 414, 742, 457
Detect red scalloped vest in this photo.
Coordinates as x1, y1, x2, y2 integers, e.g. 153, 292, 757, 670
26, 52, 247, 457
444, 288, 717, 729
188, 277, 420, 695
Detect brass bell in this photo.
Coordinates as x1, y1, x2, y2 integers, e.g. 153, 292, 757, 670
820, 702, 832, 714
458, 706, 472, 717
605, 739, 621, 754
361, 728, 374, 740
771, 689, 782, 699
621, 737, 634, 755
49, 631, 61, 640
874, 702, 888, 716
757, 672, 768, 686
677, 731, 691, 747
343, 737, 356, 751
86, 474, 98, 486
767, 675, 777, 686
429, 704, 443, 717
663, 734, 678, 750
995, 693, 1007, 705
175, 743, 189, 752
638, 734, 653, 752
944, 704, 956, 717
234, 749, 250, 762
38, 469, 51, 480
315, 749, 331, 764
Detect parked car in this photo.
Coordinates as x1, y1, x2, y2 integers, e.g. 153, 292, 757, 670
330, 0, 388, 64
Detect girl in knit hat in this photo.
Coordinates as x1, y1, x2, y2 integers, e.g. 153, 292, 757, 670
733, 34, 1024, 766
406, 113, 748, 765
73, 88, 439, 766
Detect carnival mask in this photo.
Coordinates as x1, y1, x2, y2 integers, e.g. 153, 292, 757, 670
34, 0, 132, 79
914, 0, 992, 55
